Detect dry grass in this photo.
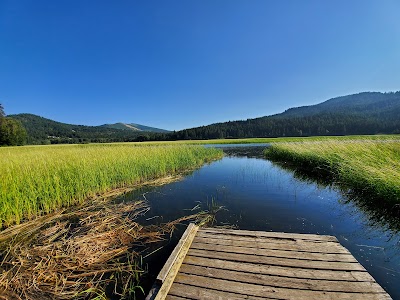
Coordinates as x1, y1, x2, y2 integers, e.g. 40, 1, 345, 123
0, 171, 221, 300
0, 200, 152, 299
0, 142, 224, 299
0, 189, 207, 300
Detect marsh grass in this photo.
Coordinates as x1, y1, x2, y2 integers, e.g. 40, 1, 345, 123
188, 198, 227, 227
265, 140, 400, 204
0, 144, 222, 227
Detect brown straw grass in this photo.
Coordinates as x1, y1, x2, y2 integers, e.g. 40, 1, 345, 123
0, 199, 158, 299
0, 174, 219, 299
0, 178, 204, 300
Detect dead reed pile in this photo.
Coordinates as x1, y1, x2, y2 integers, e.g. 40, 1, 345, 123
0, 199, 167, 300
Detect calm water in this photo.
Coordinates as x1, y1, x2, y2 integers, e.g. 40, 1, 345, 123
119, 145, 400, 299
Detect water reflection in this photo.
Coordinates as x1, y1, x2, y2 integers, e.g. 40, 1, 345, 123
271, 159, 400, 234
118, 145, 400, 299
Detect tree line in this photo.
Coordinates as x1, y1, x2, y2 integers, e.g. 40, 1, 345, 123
0, 104, 27, 146
4, 90, 400, 146
8, 113, 170, 145
4, 110, 400, 146
170, 113, 400, 140
170, 92, 400, 140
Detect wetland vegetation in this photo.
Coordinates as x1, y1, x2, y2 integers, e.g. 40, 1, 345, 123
265, 139, 400, 205
118, 143, 400, 299
0, 144, 222, 227
0, 143, 223, 299
1, 136, 400, 299
0, 194, 221, 299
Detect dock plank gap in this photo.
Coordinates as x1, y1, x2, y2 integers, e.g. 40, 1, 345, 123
146, 224, 391, 300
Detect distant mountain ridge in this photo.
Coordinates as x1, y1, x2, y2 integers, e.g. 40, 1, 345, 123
279, 92, 400, 118
100, 122, 170, 133
9, 113, 169, 144
9, 91, 400, 144
172, 91, 400, 139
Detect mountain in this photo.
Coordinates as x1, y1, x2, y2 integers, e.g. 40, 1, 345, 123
9, 114, 169, 144
279, 92, 400, 119
9, 91, 400, 144
100, 122, 170, 133
171, 91, 400, 139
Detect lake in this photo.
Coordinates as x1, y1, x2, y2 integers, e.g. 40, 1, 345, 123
118, 144, 400, 299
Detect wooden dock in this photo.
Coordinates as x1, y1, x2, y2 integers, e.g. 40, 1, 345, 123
146, 224, 391, 300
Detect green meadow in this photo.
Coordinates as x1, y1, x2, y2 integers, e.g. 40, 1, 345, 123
0, 143, 222, 227
265, 139, 400, 204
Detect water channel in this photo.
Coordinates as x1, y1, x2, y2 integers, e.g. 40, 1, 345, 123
118, 144, 400, 299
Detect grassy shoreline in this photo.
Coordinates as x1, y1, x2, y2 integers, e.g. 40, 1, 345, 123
128, 134, 400, 145
0, 144, 223, 227
1, 143, 224, 298
1, 136, 399, 298
265, 140, 400, 204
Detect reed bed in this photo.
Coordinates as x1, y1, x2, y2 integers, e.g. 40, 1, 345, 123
265, 140, 400, 204
0, 196, 211, 300
0, 144, 222, 227
0, 200, 151, 300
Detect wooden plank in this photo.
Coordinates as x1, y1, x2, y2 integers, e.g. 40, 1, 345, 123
145, 285, 160, 300
168, 282, 268, 300
149, 228, 391, 300
188, 248, 365, 271
191, 240, 356, 262
195, 233, 350, 254
157, 223, 197, 283
154, 224, 199, 300
183, 255, 375, 282
174, 273, 391, 300
165, 296, 187, 300
199, 228, 338, 242
179, 263, 387, 294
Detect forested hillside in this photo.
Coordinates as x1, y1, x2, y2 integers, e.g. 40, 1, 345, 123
171, 92, 400, 139
9, 114, 166, 144
7, 91, 400, 144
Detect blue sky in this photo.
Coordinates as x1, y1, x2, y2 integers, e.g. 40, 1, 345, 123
1, 1, 399, 130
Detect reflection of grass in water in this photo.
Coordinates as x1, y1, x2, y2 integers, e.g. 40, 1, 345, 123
233, 160, 299, 194
265, 140, 400, 204
265, 141, 400, 233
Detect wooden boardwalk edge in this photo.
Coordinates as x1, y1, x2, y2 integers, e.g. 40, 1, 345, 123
147, 225, 392, 300
146, 223, 199, 300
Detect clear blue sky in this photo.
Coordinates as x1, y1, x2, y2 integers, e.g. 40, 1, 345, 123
1, 1, 399, 130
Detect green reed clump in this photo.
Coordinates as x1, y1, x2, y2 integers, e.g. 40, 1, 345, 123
0, 144, 223, 227
265, 140, 400, 204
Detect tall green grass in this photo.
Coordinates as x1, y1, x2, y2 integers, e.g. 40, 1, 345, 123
265, 140, 400, 204
0, 144, 223, 227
